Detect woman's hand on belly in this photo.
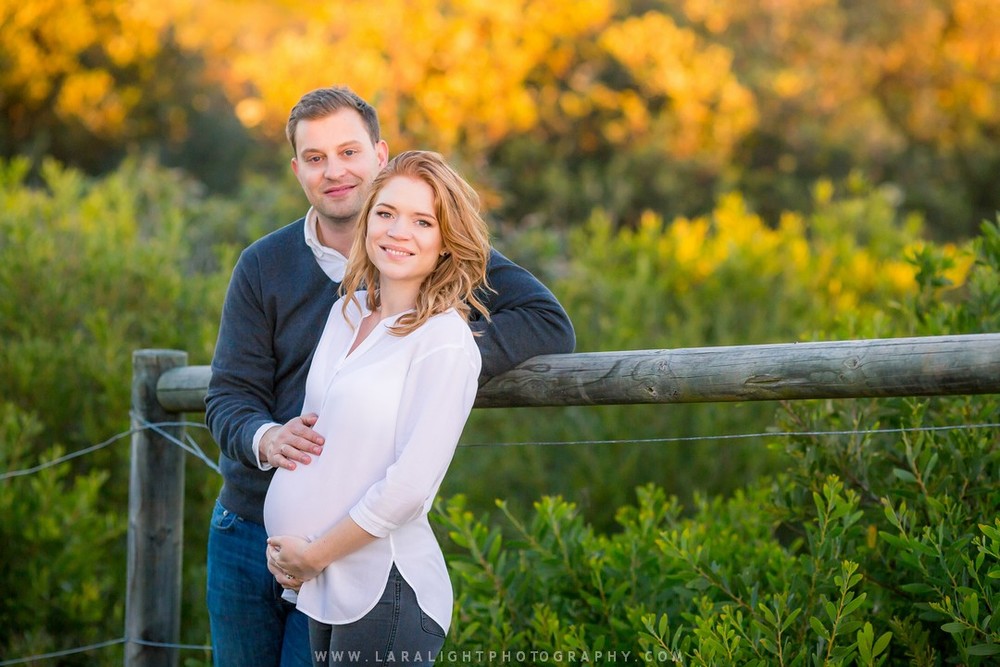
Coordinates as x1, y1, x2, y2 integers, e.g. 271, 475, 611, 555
268, 516, 380, 585
266, 535, 322, 584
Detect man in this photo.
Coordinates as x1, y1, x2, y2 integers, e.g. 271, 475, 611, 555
204, 86, 576, 667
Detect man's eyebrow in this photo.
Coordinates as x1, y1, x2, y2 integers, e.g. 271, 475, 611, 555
300, 140, 364, 154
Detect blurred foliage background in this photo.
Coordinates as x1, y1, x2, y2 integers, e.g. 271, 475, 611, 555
2, 0, 998, 237
1, 0, 998, 663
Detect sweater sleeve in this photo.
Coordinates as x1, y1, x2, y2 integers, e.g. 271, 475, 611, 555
205, 249, 276, 469
471, 248, 576, 380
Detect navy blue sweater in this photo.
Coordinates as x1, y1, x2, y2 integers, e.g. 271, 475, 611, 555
205, 218, 575, 524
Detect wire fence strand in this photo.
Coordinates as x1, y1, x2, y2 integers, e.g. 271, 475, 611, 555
460, 422, 1000, 447
0, 638, 126, 666
0, 637, 215, 667
3, 420, 999, 481
0, 429, 136, 481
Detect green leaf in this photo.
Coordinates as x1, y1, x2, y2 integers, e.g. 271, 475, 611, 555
980, 524, 1000, 542
922, 452, 939, 478
963, 592, 980, 626
909, 540, 938, 557
879, 532, 908, 550
758, 603, 777, 626
857, 622, 874, 662
685, 577, 710, 591
940, 622, 966, 634
967, 643, 1000, 656
486, 533, 502, 562
873, 631, 892, 655
901, 583, 935, 594
810, 616, 831, 641
839, 620, 864, 636
843, 594, 867, 617
782, 608, 802, 631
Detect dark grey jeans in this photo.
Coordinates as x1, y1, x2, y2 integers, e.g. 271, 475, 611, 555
308, 565, 446, 666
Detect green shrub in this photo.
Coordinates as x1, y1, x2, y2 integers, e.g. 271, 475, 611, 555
437, 218, 1000, 665
0, 156, 236, 663
450, 180, 935, 531
0, 401, 126, 664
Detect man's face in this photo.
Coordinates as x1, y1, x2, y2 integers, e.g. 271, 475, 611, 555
291, 109, 388, 226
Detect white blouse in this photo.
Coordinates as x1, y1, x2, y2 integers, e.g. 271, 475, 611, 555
263, 292, 481, 630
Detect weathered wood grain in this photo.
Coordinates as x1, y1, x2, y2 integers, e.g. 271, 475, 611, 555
127, 350, 187, 667
155, 334, 1000, 412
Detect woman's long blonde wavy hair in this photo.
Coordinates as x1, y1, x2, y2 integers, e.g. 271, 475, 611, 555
340, 150, 492, 335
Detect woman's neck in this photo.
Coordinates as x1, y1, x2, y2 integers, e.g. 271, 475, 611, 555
375, 281, 420, 318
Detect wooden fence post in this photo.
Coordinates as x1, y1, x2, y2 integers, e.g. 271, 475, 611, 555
126, 350, 188, 667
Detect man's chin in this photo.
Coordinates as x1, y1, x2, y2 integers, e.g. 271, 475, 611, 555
316, 207, 362, 227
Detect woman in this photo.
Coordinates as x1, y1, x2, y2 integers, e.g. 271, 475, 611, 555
263, 150, 491, 666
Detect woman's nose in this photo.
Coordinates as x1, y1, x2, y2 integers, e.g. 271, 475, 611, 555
386, 219, 408, 238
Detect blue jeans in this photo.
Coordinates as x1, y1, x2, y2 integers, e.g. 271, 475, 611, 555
308, 565, 446, 666
207, 499, 311, 667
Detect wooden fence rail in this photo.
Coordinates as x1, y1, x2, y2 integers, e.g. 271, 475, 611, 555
128, 333, 1000, 667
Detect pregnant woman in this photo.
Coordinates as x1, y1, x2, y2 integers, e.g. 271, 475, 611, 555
263, 150, 491, 666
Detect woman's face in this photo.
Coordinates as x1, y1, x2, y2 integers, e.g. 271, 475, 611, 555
365, 175, 444, 292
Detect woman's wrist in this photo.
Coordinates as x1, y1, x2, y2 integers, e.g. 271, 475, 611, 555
302, 539, 327, 577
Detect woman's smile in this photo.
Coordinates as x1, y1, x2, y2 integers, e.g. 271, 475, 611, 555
366, 176, 444, 291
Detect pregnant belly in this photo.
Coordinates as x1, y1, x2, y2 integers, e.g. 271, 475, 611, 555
263, 454, 346, 539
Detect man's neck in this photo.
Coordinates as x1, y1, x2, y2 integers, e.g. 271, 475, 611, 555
314, 213, 355, 257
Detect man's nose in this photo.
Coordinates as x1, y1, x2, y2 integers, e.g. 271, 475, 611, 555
324, 158, 347, 179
